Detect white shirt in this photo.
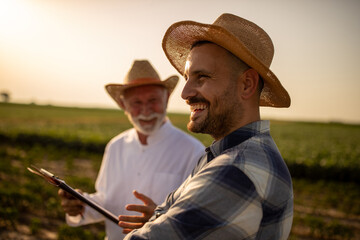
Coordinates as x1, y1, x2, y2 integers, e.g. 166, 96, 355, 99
66, 120, 205, 239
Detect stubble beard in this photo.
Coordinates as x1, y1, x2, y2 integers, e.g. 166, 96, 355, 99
187, 83, 241, 140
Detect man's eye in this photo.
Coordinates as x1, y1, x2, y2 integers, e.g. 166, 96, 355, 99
199, 74, 209, 80
132, 101, 142, 106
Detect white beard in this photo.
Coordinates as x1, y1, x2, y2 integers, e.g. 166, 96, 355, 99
127, 112, 166, 136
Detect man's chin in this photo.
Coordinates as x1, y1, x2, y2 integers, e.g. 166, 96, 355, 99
142, 127, 155, 133
137, 125, 155, 135
187, 121, 204, 133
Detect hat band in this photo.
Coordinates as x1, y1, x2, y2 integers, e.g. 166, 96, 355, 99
128, 78, 162, 85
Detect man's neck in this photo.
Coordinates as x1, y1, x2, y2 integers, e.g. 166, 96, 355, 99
212, 110, 260, 141
137, 132, 148, 145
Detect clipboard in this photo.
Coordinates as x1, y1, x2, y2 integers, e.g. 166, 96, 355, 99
27, 165, 119, 225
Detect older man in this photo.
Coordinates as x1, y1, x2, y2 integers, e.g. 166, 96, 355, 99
58, 60, 204, 239
124, 13, 293, 240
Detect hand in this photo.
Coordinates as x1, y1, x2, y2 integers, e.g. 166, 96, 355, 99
58, 189, 85, 216
118, 190, 157, 234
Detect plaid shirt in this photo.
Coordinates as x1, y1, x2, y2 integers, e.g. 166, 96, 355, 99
125, 120, 293, 240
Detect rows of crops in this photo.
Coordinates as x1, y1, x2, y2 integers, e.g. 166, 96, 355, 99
1, 102, 359, 239
1, 103, 359, 182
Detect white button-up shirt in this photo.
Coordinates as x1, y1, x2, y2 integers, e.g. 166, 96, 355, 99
66, 120, 205, 239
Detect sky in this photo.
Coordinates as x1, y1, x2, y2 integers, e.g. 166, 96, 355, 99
0, 0, 360, 123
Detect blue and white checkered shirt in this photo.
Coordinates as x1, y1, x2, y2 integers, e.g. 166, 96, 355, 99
124, 120, 293, 240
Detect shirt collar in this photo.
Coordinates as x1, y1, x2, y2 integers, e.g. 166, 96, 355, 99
145, 117, 172, 145
207, 120, 270, 159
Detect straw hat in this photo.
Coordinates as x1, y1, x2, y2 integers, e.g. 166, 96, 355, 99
162, 13, 290, 108
105, 60, 179, 109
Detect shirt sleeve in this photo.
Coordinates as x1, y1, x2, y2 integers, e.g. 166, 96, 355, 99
66, 142, 112, 226
124, 160, 263, 240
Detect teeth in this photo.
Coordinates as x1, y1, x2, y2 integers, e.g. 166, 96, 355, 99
139, 117, 155, 121
190, 104, 207, 112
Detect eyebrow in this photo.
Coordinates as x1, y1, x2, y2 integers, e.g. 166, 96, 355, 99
185, 68, 212, 78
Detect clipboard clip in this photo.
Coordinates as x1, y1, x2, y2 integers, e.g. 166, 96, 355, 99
27, 165, 63, 186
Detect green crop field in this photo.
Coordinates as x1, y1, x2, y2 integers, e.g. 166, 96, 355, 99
0, 102, 359, 239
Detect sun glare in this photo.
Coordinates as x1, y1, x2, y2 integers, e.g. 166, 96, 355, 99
0, 0, 32, 32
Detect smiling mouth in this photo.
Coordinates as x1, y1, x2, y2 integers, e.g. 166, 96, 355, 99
190, 103, 207, 112
189, 103, 207, 118
139, 118, 156, 125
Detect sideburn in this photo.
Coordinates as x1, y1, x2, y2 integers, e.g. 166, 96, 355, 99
188, 80, 241, 140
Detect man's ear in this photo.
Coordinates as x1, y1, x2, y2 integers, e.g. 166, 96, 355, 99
164, 89, 170, 105
118, 98, 126, 110
240, 69, 260, 100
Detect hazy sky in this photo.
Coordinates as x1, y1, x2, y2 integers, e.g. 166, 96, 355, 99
1, 0, 359, 123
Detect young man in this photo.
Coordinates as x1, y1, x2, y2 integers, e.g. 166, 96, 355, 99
58, 60, 204, 239
124, 13, 293, 239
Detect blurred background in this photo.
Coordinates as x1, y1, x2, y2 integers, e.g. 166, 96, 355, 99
0, 0, 359, 239
1, 0, 360, 123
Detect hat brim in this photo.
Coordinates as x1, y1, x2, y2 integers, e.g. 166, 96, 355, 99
162, 21, 290, 108
105, 76, 179, 109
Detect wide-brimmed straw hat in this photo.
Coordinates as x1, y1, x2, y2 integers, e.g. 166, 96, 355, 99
105, 60, 179, 109
162, 13, 290, 108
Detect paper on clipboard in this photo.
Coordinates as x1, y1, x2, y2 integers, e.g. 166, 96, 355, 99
27, 165, 119, 225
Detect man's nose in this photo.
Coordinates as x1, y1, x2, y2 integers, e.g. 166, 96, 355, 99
181, 79, 196, 100
140, 103, 153, 116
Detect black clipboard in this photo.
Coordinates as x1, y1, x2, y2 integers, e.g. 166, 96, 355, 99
27, 165, 119, 225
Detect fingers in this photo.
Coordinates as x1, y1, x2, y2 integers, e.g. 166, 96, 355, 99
132, 190, 156, 206
58, 189, 84, 216
58, 189, 83, 199
122, 228, 133, 234
118, 220, 144, 234
61, 198, 84, 216
119, 220, 145, 228
117, 190, 158, 233
125, 190, 157, 219
119, 214, 147, 223
120, 203, 154, 230
125, 204, 154, 215
131, 190, 157, 214
58, 189, 72, 198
